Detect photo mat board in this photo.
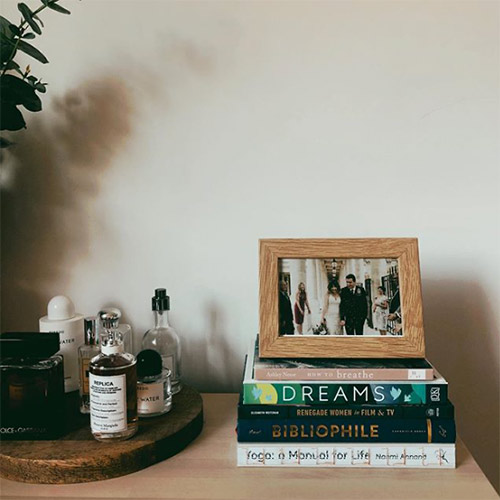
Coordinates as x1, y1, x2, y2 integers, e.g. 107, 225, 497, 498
259, 238, 425, 359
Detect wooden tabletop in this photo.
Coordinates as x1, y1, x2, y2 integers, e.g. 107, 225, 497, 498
1, 393, 498, 500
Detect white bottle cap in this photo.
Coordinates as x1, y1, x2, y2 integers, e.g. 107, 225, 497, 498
47, 295, 76, 320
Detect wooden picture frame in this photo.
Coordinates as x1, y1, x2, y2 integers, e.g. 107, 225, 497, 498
259, 238, 425, 358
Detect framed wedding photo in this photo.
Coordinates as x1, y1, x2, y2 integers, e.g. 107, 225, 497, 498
259, 238, 425, 358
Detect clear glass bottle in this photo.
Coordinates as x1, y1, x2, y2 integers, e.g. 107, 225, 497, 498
142, 288, 182, 394
136, 349, 172, 418
89, 309, 138, 441
78, 316, 99, 414
97, 307, 133, 355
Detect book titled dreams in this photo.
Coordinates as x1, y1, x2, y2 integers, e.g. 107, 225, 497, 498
243, 347, 448, 406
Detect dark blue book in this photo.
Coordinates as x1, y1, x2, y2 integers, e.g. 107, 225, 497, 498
238, 399, 455, 420
237, 417, 456, 444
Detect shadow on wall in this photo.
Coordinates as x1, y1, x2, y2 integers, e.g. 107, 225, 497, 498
423, 278, 499, 493
1, 77, 134, 331
183, 301, 242, 393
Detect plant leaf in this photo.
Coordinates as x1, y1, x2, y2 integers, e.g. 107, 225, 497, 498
8, 24, 21, 37
0, 16, 16, 37
22, 32, 36, 39
2, 59, 24, 77
0, 33, 16, 65
42, 0, 71, 15
17, 39, 49, 63
0, 136, 15, 148
3, 60, 20, 71
1, 74, 42, 112
0, 103, 26, 131
33, 14, 44, 27
18, 3, 42, 35
48, 3, 71, 14
35, 82, 47, 93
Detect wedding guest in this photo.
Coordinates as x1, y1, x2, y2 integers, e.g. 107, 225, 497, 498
294, 282, 311, 335
388, 288, 403, 335
340, 274, 368, 335
278, 281, 294, 335
320, 280, 342, 335
372, 285, 389, 336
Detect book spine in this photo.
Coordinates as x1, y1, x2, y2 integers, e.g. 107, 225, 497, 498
242, 382, 448, 405
237, 443, 456, 468
237, 418, 456, 444
238, 402, 455, 420
253, 367, 434, 381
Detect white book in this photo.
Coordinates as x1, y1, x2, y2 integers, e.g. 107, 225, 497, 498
237, 443, 456, 468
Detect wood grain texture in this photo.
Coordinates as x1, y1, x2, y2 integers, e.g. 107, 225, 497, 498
0, 394, 497, 500
259, 238, 426, 358
0, 385, 203, 484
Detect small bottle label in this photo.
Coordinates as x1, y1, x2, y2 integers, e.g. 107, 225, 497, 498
137, 382, 164, 414
81, 358, 90, 394
89, 373, 127, 433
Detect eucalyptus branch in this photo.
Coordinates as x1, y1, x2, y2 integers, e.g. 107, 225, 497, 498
1, 2, 50, 77
1, 0, 72, 139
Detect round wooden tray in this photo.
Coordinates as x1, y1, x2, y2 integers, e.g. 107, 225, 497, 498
0, 385, 203, 484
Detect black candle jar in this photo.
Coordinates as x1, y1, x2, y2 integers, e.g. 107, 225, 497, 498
0, 332, 65, 440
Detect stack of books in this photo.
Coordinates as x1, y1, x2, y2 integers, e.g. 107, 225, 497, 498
237, 337, 456, 468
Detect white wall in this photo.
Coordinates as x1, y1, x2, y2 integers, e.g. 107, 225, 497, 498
1, 0, 498, 491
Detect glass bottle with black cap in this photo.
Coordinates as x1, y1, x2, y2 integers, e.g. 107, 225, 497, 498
142, 288, 182, 394
136, 349, 172, 417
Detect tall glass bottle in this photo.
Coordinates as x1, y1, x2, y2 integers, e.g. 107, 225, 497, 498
78, 316, 99, 414
142, 289, 182, 394
89, 309, 138, 441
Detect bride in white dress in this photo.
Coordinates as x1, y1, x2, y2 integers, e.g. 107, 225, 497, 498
320, 280, 342, 335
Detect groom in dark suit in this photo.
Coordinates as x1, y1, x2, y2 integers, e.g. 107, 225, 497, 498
340, 274, 368, 335
278, 281, 294, 335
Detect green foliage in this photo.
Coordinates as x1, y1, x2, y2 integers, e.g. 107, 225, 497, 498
18, 3, 42, 35
0, 0, 72, 146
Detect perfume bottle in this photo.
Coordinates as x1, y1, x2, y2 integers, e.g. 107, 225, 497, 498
142, 288, 182, 394
0, 332, 64, 440
137, 349, 172, 418
78, 317, 99, 414
97, 308, 133, 355
89, 309, 138, 441
39, 295, 84, 393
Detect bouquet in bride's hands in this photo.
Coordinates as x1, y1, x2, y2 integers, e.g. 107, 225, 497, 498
312, 322, 329, 335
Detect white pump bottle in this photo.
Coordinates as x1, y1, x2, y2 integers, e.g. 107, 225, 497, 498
39, 295, 84, 392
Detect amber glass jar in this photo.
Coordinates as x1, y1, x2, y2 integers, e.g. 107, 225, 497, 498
0, 332, 64, 440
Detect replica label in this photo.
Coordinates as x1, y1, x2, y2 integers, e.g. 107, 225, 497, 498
137, 382, 164, 413
89, 373, 127, 433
